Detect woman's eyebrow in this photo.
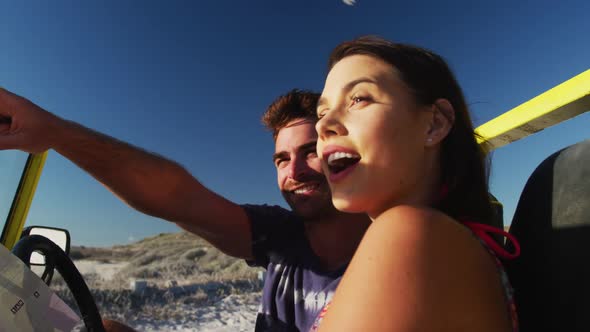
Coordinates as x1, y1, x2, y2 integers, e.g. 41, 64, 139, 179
317, 77, 378, 111
342, 77, 378, 92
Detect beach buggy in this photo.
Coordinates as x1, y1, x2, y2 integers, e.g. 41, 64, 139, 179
1, 70, 589, 331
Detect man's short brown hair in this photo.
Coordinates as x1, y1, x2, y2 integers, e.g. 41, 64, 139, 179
262, 89, 320, 140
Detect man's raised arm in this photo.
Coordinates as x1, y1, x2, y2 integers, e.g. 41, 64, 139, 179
0, 88, 253, 259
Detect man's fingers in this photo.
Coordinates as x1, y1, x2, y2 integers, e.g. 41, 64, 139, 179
0, 135, 44, 154
102, 319, 138, 332
0, 87, 21, 99
0, 88, 18, 117
0, 136, 19, 151
0, 87, 35, 115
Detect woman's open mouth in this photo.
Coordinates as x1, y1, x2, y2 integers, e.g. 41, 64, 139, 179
325, 151, 361, 183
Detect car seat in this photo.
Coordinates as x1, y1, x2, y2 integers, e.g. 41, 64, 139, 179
505, 139, 590, 331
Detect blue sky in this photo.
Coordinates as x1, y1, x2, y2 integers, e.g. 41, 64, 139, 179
1, 0, 588, 246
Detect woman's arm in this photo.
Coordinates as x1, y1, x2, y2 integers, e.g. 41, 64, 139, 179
317, 205, 512, 332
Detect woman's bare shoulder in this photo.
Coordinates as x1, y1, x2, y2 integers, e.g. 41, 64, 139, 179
367, 205, 477, 252
319, 205, 511, 331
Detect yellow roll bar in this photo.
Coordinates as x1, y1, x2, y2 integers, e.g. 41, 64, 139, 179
0, 152, 47, 249
476, 69, 590, 150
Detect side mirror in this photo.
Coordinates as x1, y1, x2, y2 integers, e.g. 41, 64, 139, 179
20, 226, 71, 265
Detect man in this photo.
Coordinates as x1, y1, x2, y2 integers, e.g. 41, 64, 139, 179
0, 87, 369, 331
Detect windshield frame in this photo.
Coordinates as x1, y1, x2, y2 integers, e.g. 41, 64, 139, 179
0, 152, 47, 249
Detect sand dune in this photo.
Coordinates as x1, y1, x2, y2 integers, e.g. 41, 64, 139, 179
51, 232, 264, 331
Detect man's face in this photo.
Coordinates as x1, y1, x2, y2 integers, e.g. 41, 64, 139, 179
274, 118, 335, 219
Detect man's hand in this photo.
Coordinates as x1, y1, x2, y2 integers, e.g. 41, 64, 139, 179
103, 319, 138, 332
0, 87, 61, 153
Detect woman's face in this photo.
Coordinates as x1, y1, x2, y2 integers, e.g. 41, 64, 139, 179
316, 54, 437, 218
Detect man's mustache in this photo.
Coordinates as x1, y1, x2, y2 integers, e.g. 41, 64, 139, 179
284, 174, 327, 191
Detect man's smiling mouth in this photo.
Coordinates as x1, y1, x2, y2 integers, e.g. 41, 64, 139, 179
290, 183, 319, 195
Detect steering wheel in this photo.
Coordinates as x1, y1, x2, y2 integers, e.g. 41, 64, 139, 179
12, 234, 106, 332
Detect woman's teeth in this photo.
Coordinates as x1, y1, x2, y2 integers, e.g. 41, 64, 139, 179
326, 151, 361, 174
327, 151, 361, 165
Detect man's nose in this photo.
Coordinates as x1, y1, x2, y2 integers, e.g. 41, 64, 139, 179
287, 157, 308, 180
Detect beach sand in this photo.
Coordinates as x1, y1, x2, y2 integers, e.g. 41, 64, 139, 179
62, 259, 261, 331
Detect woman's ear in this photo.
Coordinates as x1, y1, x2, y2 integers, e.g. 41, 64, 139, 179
425, 99, 455, 147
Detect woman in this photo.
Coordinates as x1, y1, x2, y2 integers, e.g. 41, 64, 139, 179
311, 36, 519, 331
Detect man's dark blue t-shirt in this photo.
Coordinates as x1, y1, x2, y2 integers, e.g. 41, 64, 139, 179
243, 204, 347, 332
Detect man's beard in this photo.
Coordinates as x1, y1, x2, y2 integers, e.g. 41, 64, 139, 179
282, 185, 338, 221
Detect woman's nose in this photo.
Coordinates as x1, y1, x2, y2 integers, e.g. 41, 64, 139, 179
316, 109, 348, 141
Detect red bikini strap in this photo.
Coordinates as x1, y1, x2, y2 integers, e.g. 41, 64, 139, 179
462, 221, 521, 260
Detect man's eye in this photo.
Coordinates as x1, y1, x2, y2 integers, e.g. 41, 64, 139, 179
275, 159, 287, 168
307, 151, 318, 159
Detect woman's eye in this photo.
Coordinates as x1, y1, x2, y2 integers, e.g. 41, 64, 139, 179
350, 95, 370, 107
